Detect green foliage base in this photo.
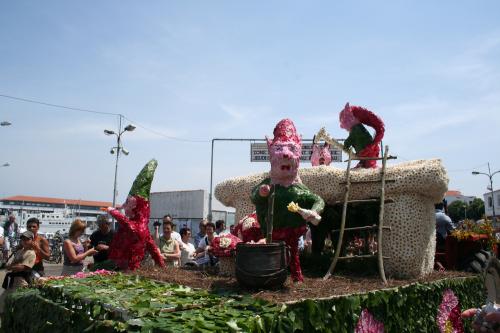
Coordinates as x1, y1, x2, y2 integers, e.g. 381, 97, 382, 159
1, 274, 485, 332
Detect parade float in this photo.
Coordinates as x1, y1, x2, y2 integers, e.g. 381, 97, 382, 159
2, 104, 490, 332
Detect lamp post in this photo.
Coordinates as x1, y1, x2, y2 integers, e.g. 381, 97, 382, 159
1, 162, 9, 167
1, 121, 12, 127
472, 162, 500, 224
104, 115, 135, 229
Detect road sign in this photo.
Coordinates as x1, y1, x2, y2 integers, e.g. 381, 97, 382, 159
250, 142, 343, 163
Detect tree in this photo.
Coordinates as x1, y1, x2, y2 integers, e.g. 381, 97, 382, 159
448, 200, 467, 223
468, 198, 485, 220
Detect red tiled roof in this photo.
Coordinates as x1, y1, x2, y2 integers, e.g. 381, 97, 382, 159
445, 190, 462, 196
0, 195, 112, 208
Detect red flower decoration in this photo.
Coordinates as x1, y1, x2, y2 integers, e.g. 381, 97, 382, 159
210, 233, 242, 257
232, 213, 263, 243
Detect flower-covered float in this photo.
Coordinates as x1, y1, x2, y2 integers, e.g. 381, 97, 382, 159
216, 108, 449, 279
2, 107, 490, 332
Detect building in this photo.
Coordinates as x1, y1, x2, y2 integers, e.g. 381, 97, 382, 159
0, 195, 111, 234
444, 190, 476, 206
483, 189, 500, 219
149, 190, 235, 235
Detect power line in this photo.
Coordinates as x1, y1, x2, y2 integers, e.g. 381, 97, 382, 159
0, 93, 208, 143
0, 93, 119, 116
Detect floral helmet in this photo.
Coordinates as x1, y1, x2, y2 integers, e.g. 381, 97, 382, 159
126, 159, 158, 218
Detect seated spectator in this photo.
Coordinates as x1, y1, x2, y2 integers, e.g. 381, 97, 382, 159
156, 219, 180, 266
0, 230, 37, 314
194, 220, 208, 249
178, 227, 196, 266
90, 215, 114, 264
2, 230, 36, 289
62, 219, 97, 276
195, 222, 217, 266
215, 220, 228, 235
26, 217, 50, 277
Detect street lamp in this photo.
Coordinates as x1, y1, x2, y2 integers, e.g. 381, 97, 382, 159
472, 162, 500, 223
104, 116, 135, 229
1, 162, 9, 167
0, 121, 12, 126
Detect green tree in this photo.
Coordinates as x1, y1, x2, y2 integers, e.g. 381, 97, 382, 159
448, 200, 467, 222
468, 198, 485, 220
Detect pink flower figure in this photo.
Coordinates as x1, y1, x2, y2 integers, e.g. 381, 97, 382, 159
436, 289, 464, 333
355, 309, 384, 333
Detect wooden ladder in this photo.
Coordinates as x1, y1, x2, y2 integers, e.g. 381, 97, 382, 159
323, 145, 397, 284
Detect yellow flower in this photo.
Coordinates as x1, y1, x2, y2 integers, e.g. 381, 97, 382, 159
287, 201, 300, 213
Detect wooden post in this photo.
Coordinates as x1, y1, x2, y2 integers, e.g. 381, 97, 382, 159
266, 185, 275, 244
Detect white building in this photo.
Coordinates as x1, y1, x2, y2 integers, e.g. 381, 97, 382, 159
444, 190, 476, 205
0, 195, 111, 234
149, 189, 235, 235
483, 189, 500, 219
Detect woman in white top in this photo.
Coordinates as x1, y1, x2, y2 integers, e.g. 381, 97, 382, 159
178, 227, 196, 266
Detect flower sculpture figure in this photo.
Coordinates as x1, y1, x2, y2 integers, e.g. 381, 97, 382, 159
251, 119, 325, 282
232, 213, 263, 243
311, 142, 332, 166
355, 309, 384, 333
106, 159, 165, 270
210, 233, 242, 257
339, 103, 385, 168
437, 289, 464, 333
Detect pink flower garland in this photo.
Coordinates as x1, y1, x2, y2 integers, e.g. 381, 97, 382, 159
355, 309, 384, 333
436, 289, 464, 333
42, 269, 115, 281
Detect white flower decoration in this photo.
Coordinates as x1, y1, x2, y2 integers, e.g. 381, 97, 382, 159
219, 237, 232, 248
242, 217, 256, 231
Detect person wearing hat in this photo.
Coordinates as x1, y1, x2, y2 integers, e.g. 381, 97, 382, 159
3, 231, 36, 288
90, 215, 114, 264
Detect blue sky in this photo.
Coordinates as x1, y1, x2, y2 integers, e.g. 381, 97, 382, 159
1, 1, 499, 208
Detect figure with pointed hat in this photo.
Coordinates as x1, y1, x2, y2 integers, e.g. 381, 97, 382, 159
251, 119, 325, 282
105, 159, 165, 270
339, 103, 385, 168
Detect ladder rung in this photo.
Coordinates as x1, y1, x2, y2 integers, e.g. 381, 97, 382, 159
340, 179, 396, 185
338, 255, 390, 260
332, 225, 392, 232
347, 155, 397, 161
336, 198, 394, 204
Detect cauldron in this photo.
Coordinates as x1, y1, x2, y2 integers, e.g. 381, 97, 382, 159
235, 242, 289, 289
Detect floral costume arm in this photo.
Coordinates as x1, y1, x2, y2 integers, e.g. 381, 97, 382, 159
144, 235, 165, 267
108, 209, 136, 233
